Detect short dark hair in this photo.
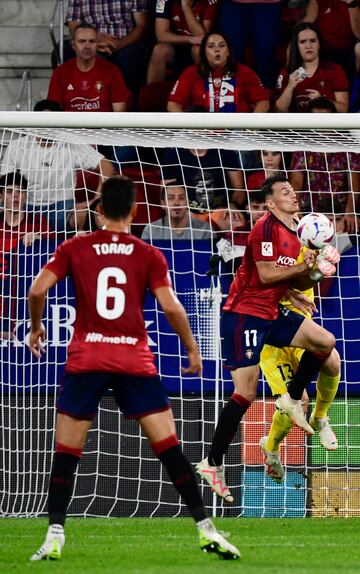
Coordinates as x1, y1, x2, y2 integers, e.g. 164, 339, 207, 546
249, 190, 265, 204
160, 180, 186, 201
0, 171, 28, 192
73, 23, 97, 38
307, 96, 337, 113
34, 99, 63, 112
100, 176, 136, 219
260, 173, 289, 201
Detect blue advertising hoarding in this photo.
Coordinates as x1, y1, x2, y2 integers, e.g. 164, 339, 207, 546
1, 239, 359, 396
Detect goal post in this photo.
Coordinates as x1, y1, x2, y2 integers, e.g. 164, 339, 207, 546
3, 110, 360, 128
0, 113, 359, 519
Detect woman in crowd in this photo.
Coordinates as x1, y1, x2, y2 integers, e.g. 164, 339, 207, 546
274, 22, 349, 113
246, 150, 286, 191
167, 31, 269, 112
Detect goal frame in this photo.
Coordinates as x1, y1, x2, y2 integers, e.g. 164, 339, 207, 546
1, 111, 360, 130
0, 112, 359, 519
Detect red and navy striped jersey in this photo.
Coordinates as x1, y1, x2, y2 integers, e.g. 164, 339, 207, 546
223, 211, 301, 320
45, 229, 171, 375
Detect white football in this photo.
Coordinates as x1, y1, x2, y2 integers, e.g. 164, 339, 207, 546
296, 212, 334, 249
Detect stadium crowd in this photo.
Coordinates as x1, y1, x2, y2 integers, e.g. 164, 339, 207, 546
45, 0, 360, 111
46, 0, 360, 113
1, 0, 360, 243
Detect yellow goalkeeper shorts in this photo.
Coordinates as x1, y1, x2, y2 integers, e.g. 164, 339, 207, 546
260, 345, 305, 396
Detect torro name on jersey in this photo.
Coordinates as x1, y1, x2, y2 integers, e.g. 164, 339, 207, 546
93, 243, 134, 255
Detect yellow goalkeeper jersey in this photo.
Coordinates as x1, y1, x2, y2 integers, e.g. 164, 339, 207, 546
279, 246, 314, 319
260, 247, 314, 395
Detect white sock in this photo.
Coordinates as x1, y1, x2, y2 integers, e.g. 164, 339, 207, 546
48, 524, 64, 535
196, 518, 216, 533
286, 393, 301, 404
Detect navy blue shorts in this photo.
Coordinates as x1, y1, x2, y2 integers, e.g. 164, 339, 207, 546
57, 372, 171, 420
221, 305, 305, 370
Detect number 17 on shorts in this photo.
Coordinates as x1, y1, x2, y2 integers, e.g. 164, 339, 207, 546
221, 311, 273, 370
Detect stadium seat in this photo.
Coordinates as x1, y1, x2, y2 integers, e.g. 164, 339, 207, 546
138, 81, 175, 112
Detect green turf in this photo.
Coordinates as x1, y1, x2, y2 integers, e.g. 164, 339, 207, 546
1, 517, 359, 574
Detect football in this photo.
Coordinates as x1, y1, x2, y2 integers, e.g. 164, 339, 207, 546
296, 212, 335, 249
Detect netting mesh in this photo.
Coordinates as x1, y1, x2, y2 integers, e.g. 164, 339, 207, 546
0, 124, 359, 518
4, 126, 360, 151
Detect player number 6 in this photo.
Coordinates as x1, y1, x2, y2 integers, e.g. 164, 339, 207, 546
96, 267, 127, 319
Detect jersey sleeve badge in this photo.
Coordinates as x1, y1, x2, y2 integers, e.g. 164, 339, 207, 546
261, 242, 273, 256
156, 0, 166, 13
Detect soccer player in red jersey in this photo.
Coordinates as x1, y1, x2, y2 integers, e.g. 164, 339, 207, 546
28, 176, 240, 561
196, 174, 340, 502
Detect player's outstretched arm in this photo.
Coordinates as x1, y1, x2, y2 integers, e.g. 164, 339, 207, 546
28, 269, 58, 359
256, 252, 315, 285
154, 286, 202, 376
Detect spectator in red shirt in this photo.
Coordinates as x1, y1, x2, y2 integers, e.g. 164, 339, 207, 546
168, 31, 270, 112
246, 150, 286, 192
146, 0, 218, 84
0, 172, 52, 340
303, 0, 360, 80
274, 22, 349, 112
0, 172, 51, 253
48, 24, 129, 112
60, 0, 151, 94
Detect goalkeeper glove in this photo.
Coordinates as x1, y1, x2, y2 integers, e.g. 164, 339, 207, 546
320, 244, 340, 264
309, 245, 340, 281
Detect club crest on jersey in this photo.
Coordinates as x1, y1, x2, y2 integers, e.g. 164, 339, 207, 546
261, 242, 273, 256
112, 234, 119, 242
245, 349, 254, 359
95, 81, 103, 92
213, 77, 221, 88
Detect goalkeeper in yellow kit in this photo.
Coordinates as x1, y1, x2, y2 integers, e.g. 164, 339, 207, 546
259, 247, 340, 483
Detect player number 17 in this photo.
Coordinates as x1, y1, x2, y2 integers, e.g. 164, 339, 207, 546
244, 329, 257, 347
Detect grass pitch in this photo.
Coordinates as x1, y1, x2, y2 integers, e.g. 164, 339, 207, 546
0, 517, 359, 574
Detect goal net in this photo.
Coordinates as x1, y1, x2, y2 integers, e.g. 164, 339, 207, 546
0, 112, 359, 518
